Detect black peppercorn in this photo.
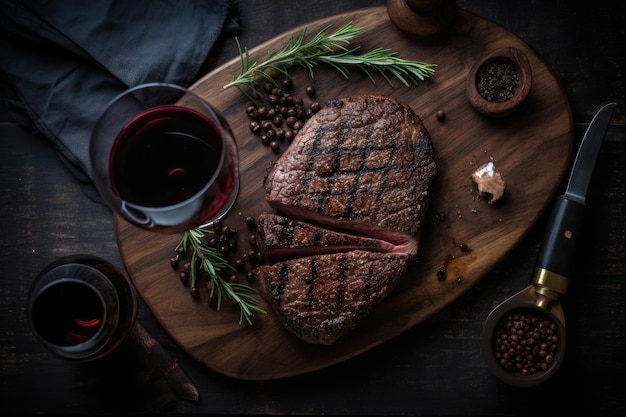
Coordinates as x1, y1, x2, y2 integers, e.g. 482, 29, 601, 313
244, 216, 256, 229
272, 115, 283, 127
246, 105, 259, 119
249, 120, 261, 134
190, 286, 199, 298
286, 116, 298, 127
170, 253, 181, 269
268, 94, 279, 105
281, 77, 293, 90
248, 234, 258, 248
310, 101, 321, 113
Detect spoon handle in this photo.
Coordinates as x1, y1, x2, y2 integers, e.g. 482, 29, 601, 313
534, 195, 586, 279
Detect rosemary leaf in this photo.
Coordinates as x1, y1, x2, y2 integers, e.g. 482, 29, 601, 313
176, 227, 266, 325
224, 22, 436, 92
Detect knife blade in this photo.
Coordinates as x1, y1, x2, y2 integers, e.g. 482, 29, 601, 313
563, 102, 616, 204
531, 103, 616, 303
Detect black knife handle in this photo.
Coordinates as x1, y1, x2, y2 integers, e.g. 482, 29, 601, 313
534, 195, 586, 279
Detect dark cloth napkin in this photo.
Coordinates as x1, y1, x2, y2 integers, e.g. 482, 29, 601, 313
1, 0, 239, 408
0, 0, 239, 198
78, 321, 199, 413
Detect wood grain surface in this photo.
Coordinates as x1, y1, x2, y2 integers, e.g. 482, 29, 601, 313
115, 6, 573, 380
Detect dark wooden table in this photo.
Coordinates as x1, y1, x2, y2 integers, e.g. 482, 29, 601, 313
2, 1, 625, 415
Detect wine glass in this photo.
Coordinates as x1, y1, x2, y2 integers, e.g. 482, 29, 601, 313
27, 254, 137, 361
90, 83, 239, 232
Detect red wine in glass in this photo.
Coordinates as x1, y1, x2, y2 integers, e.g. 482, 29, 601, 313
28, 255, 137, 361
90, 83, 239, 232
31, 280, 105, 346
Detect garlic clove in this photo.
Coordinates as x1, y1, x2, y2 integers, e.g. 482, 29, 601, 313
471, 160, 506, 204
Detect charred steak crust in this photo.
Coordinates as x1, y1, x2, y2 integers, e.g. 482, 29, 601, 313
255, 251, 409, 345
257, 95, 437, 345
263, 94, 437, 250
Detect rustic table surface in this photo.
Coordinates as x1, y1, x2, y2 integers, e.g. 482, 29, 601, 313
1, 1, 624, 415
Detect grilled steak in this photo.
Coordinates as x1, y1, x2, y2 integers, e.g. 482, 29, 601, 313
257, 95, 436, 345
257, 213, 397, 257
255, 250, 409, 345
263, 94, 436, 256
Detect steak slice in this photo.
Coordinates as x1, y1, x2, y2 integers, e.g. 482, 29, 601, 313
255, 250, 409, 345
263, 94, 436, 256
257, 213, 398, 258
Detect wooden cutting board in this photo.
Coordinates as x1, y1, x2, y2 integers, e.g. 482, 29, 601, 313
115, 6, 573, 380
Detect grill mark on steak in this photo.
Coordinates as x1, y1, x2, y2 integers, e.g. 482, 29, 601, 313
306, 257, 317, 309
370, 123, 396, 207
343, 123, 370, 219
273, 263, 288, 316
334, 256, 348, 315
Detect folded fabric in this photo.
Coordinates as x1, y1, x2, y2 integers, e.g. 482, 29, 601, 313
0, 0, 239, 197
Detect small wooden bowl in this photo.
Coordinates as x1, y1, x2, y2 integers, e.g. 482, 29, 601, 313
466, 47, 532, 118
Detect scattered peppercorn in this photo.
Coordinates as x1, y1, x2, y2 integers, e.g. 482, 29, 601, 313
281, 77, 293, 90
249, 120, 261, 134
213, 219, 223, 233
436, 267, 446, 281
245, 78, 321, 154
436, 109, 446, 122
493, 309, 559, 376
459, 243, 471, 252
170, 253, 181, 269
190, 286, 199, 298
168, 216, 266, 302
245, 216, 256, 229
248, 234, 258, 248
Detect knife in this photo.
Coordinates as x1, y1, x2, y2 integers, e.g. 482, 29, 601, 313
531, 102, 616, 308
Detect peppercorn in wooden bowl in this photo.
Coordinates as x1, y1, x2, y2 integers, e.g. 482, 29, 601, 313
466, 47, 532, 118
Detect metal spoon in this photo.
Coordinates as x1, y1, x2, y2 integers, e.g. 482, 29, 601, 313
482, 102, 616, 387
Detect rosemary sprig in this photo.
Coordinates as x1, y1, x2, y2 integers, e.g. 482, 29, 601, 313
176, 227, 266, 325
224, 22, 436, 93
